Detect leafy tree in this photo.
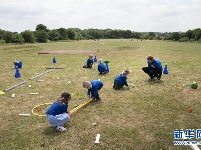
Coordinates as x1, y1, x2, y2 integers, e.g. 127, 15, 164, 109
75, 32, 84, 40
0, 29, 5, 39
105, 30, 120, 39
194, 28, 201, 41
15, 34, 24, 44
185, 30, 193, 39
21, 30, 35, 43
133, 32, 142, 39
86, 29, 103, 39
57, 28, 68, 40
67, 29, 75, 40
148, 32, 156, 40
36, 24, 48, 32
3, 31, 13, 43
171, 32, 180, 41
48, 29, 60, 41
35, 30, 48, 43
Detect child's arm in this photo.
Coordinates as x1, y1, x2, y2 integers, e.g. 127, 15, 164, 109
92, 87, 98, 99
98, 64, 100, 72
87, 89, 90, 98
122, 76, 128, 86
63, 104, 68, 113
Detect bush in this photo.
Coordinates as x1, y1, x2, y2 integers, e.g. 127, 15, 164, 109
189, 39, 194, 42
0, 40, 5, 44
149, 36, 154, 40
15, 34, 24, 44
179, 37, 189, 42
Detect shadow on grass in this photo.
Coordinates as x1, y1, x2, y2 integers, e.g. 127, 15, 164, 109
42, 126, 62, 136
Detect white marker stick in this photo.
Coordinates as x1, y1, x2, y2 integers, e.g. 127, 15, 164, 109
30, 93, 38, 95
190, 145, 200, 150
95, 134, 100, 144
37, 80, 44, 82
12, 94, 15, 98
182, 131, 200, 150
19, 114, 30, 116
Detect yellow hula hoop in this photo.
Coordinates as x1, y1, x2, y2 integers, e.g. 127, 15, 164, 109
32, 99, 92, 117
32, 103, 52, 117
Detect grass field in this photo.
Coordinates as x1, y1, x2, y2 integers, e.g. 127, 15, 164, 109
0, 39, 201, 150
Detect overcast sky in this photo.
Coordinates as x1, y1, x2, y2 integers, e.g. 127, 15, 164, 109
0, 0, 201, 33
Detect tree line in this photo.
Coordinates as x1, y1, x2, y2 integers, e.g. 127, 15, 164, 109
0, 24, 201, 44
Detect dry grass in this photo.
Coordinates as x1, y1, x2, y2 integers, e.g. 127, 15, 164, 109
0, 39, 201, 150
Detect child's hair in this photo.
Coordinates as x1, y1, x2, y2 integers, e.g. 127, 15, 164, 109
123, 69, 130, 74
83, 81, 91, 88
89, 54, 93, 57
57, 92, 71, 104
98, 59, 103, 63
147, 55, 154, 60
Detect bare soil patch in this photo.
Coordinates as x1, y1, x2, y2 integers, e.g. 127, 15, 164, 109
38, 50, 98, 54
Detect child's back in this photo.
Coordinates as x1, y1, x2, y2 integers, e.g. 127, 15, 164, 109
98, 62, 107, 74
114, 74, 128, 86
46, 101, 68, 116
46, 92, 71, 132
113, 70, 130, 90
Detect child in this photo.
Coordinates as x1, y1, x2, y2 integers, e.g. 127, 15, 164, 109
113, 69, 130, 90
142, 55, 162, 82
83, 80, 103, 101
46, 92, 71, 132
98, 59, 107, 75
83, 54, 93, 68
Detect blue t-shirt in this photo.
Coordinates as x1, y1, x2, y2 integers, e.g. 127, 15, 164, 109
98, 63, 107, 73
87, 80, 103, 98
114, 74, 128, 86
87, 58, 93, 66
46, 102, 68, 116
148, 59, 162, 70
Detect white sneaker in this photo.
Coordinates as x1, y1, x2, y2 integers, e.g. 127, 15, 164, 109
56, 125, 67, 132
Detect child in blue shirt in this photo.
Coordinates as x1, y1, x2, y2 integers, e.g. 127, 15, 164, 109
46, 92, 71, 132
98, 59, 107, 75
83, 54, 93, 68
83, 80, 103, 101
113, 69, 130, 90
142, 55, 162, 82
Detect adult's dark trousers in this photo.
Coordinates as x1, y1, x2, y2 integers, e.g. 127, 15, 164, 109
142, 67, 162, 79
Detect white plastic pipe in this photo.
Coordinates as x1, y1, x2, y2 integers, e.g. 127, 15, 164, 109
3, 81, 26, 92
29, 69, 55, 80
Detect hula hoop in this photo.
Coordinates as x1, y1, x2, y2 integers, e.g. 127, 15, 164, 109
32, 99, 92, 117
32, 103, 52, 117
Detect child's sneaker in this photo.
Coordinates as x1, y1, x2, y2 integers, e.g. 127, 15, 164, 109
56, 125, 67, 132
96, 98, 101, 101
155, 78, 161, 83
